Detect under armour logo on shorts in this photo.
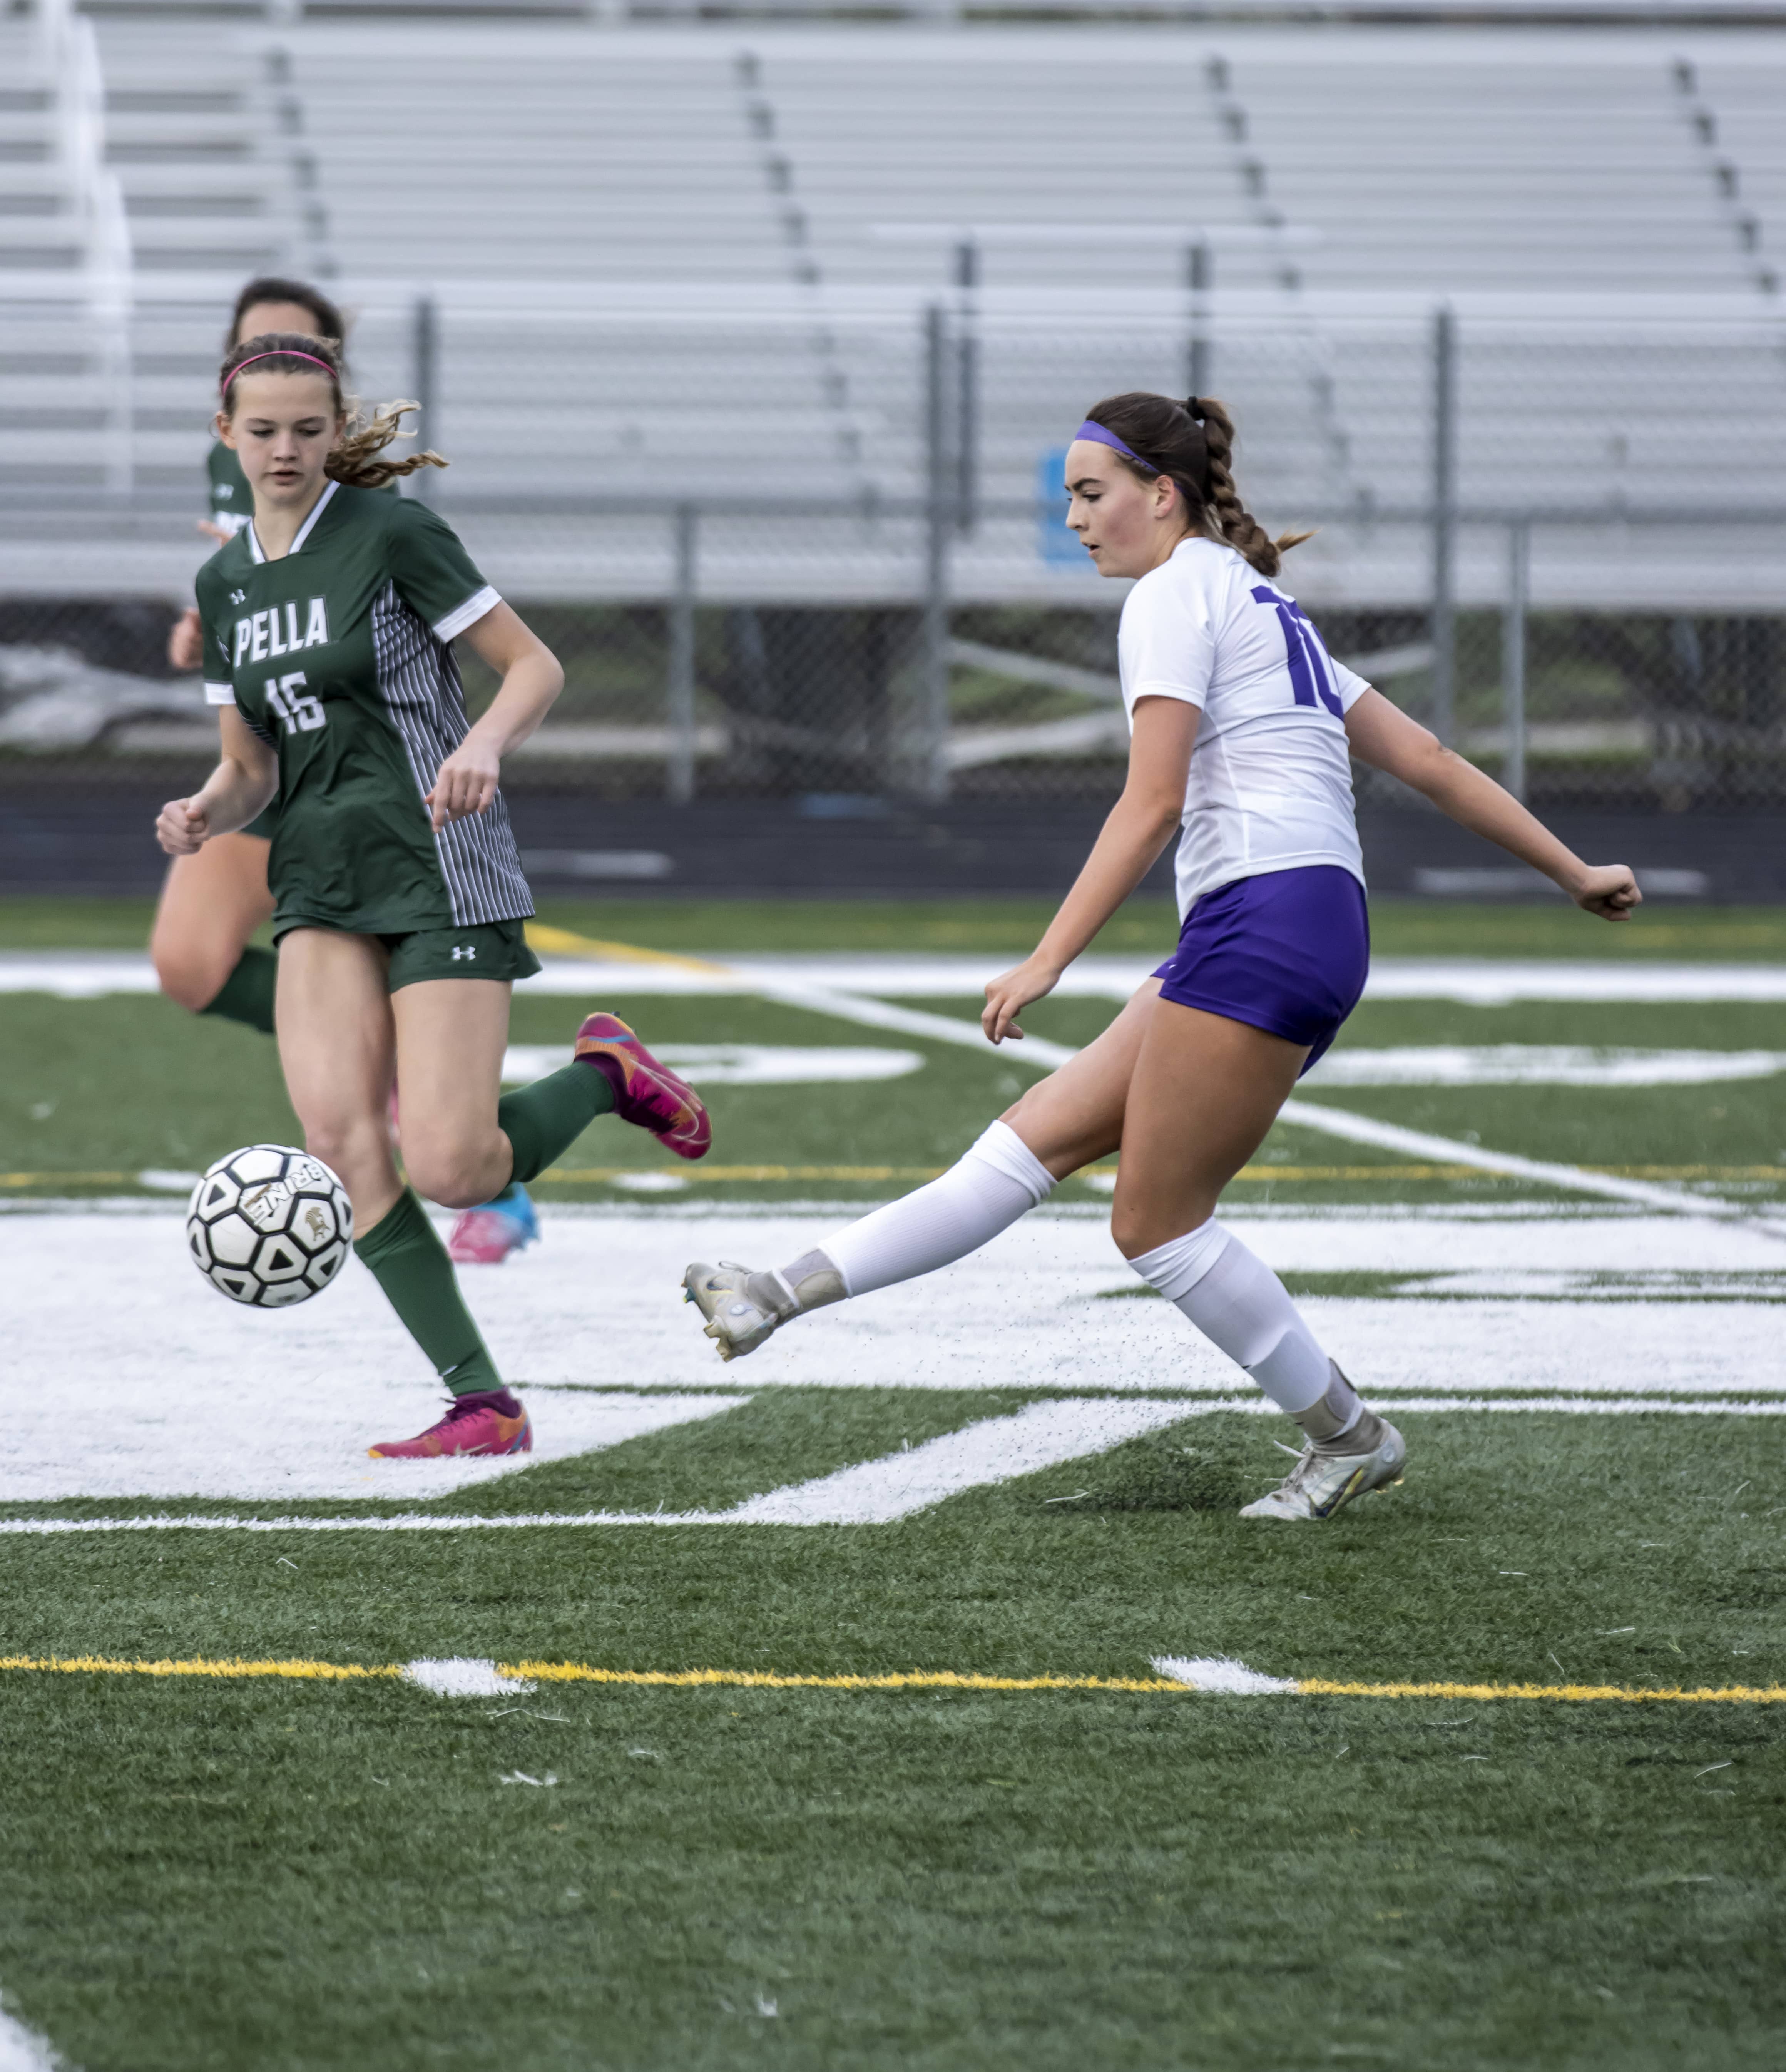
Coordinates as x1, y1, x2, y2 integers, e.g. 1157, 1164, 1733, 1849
451, 945, 477, 962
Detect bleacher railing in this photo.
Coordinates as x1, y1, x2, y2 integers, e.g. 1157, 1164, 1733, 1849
3, 279, 1785, 810
52, 0, 1786, 20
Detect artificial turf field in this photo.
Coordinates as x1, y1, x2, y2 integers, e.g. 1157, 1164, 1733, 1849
3, 895, 1786, 2070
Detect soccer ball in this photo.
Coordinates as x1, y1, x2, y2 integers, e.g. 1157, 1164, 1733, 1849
186, 1144, 353, 1308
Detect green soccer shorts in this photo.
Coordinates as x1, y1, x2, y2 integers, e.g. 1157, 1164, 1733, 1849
380, 918, 541, 991
273, 916, 541, 990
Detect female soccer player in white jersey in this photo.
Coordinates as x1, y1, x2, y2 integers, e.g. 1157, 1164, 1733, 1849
156, 277, 542, 1266
684, 391, 1639, 1521
157, 333, 712, 1458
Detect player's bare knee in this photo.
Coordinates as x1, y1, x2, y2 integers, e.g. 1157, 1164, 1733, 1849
151, 940, 231, 1015
1111, 1194, 1218, 1261
1109, 1201, 1153, 1259
300, 1119, 384, 1194
403, 1145, 489, 1211
998, 1092, 1104, 1180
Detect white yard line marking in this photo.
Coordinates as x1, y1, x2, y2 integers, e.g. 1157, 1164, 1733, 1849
1152, 1656, 1299, 1695
7, 1212, 1786, 1507
0, 1997, 59, 2072
0, 1355, 748, 1504
1362, 960, 1786, 1007
1304, 1046, 1786, 1088
1277, 1098, 1786, 1231
404, 1658, 535, 1698
729, 1396, 1195, 1524
503, 1044, 925, 1087
11, 951, 1786, 1006
757, 982, 1786, 1233
7, 944, 1780, 1226
6, 1396, 1786, 1535
0, 1512, 726, 1535
753, 980, 1081, 1070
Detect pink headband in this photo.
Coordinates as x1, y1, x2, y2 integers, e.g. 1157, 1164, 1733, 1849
224, 349, 335, 391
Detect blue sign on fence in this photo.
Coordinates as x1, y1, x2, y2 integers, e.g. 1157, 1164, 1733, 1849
1037, 446, 1082, 566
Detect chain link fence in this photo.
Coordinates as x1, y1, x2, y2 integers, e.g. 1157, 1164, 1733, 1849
3, 288, 1784, 814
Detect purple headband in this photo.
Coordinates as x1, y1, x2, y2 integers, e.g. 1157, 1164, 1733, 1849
224, 349, 334, 391
1073, 419, 1157, 472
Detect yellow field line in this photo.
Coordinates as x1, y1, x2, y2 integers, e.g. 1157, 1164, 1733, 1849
0, 1655, 400, 1681
508, 1662, 1186, 1694
523, 921, 732, 976
3, 1654, 1784, 1704
0, 1172, 135, 1187
1297, 1677, 1786, 1705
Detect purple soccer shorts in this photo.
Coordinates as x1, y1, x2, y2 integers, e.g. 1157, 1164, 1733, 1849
1152, 864, 1369, 1074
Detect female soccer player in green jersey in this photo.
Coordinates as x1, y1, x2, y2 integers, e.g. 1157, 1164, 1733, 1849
158, 280, 339, 1027
156, 331, 712, 1458
158, 276, 543, 1266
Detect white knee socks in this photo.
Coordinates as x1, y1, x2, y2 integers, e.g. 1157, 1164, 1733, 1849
1129, 1220, 1341, 1420
796, 1120, 1056, 1302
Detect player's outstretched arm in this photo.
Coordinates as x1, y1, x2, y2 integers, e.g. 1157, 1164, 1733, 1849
983, 696, 1197, 1043
155, 707, 278, 855
426, 602, 563, 831
1343, 687, 1640, 922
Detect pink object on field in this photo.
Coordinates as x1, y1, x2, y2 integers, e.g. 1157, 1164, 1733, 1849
369, 1389, 532, 1460
573, 1012, 711, 1161
448, 1202, 535, 1264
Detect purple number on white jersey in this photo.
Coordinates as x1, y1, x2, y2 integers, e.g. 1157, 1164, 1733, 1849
1251, 586, 1345, 719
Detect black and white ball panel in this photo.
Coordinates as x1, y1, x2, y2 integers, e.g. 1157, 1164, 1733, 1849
186, 1144, 354, 1308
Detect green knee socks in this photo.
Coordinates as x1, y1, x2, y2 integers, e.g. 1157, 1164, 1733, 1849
198, 945, 278, 1035
353, 1186, 503, 1396
497, 1062, 615, 1184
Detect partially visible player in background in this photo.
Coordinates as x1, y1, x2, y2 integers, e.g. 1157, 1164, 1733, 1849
156, 276, 540, 1266
157, 333, 711, 1457
686, 390, 1640, 1522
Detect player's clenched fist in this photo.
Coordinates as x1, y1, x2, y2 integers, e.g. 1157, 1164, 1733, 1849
157, 796, 210, 855
426, 737, 502, 829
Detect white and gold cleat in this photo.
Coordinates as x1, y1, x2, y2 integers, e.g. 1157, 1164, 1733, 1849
681, 1260, 792, 1363
682, 1251, 846, 1363
1238, 1419, 1407, 1522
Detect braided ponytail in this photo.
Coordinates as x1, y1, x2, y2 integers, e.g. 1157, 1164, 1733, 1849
1079, 390, 1310, 577
218, 331, 448, 490
1193, 397, 1312, 579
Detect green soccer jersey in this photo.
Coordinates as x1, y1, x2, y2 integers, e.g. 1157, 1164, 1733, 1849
195, 481, 533, 938
206, 440, 394, 533
206, 441, 253, 537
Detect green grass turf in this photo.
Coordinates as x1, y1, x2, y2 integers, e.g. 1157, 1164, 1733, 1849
4, 986, 1784, 1209
6, 891, 1786, 2062
2, 1411, 1784, 2069
7, 892, 1786, 958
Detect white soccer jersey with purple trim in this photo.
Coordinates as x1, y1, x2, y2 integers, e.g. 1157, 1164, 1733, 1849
1116, 535, 1371, 917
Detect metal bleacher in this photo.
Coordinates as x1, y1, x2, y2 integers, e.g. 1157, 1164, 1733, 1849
2, 8, 1785, 611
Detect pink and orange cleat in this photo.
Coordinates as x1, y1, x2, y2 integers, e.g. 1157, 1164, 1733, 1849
369, 1388, 533, 1460
573, 1012, 711, 1161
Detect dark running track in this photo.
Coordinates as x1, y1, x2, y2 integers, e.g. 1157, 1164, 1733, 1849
0, 783, 1777, 905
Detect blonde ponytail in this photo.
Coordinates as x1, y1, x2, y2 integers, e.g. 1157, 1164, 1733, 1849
326, 399, 447, 489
